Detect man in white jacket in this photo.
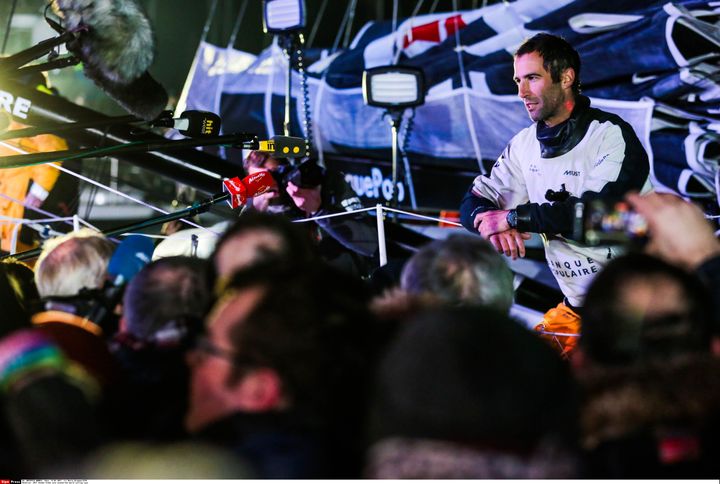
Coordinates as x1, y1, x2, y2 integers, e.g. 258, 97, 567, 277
460, 33, 651, 356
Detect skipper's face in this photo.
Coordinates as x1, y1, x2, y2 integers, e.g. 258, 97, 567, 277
514, 51, 568, 126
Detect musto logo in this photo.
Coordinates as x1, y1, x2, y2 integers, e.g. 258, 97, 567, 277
345, 167, 405, 203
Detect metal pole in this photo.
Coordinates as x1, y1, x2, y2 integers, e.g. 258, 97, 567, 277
388, 111, 402, 209
376, 204, 387, 267
3, 192, 230, 261
283, 36, 293, 136
0, 132, 259, 169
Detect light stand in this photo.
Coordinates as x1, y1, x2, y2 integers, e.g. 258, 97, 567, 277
263, 0, 309, 153
362, 66, 425, 210
387, 110, 403, 208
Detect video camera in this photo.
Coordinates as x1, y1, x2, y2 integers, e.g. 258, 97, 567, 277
272, 158, 325, 190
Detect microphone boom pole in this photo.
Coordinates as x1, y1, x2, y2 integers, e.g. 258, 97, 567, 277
0, 78, 238, 193
0, 133, 260, 169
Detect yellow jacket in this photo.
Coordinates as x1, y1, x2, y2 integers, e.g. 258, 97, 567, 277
0, 120, 67, 252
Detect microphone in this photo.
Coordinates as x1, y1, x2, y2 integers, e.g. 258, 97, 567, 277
222, 171, 277, 209
50, 0, 168, 120
256, 136, 306, 158
51, 0, 154, 84
152, 111, 221, 137
107, 234, 155, 286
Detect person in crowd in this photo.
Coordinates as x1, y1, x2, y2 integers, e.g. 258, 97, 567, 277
241, 151, 378, 275
459, 33, 651, 356
0, 259, 39, 335
211, 210, 315, 282
370, 233, 514, 325
626, 191, 720, 337
400, 233, 514, 312
111, 256, 214, 441
0, 329, 102, 476
365, 306, 579, 478
575, 252, 719, 477
185, 260, 375, 478
31, 229, 121, 390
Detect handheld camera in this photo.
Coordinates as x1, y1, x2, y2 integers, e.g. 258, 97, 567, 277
575, 200, 648, 246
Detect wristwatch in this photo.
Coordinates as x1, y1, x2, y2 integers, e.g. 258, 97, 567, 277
506, 209, 518, 229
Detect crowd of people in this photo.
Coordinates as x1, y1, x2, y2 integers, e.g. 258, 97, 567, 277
0, 33, 719, 478
0, 189, 717, 478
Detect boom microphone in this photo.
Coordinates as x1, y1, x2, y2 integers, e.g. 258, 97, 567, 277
151, 111, 221, 137
256, 135, 306, 158
51, 0, 154, 84
222, 171, 277, 209
51, 0, 168, 120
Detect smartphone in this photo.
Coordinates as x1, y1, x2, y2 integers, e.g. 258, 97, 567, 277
575, 200, 648, 246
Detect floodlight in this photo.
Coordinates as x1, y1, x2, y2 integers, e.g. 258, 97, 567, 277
362, 66, 425, 109
263, 0, 306, 33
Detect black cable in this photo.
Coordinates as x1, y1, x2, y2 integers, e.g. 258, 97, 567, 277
296, 34, 313, 154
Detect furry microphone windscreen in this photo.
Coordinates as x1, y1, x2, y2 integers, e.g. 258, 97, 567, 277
52, 0, 168, 120
51, 0, 154, 84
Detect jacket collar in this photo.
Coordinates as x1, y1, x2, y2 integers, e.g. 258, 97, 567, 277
536, 95, 591, 158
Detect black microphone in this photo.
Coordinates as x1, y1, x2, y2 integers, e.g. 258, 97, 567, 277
152, 111, 221, 137
50, 0, 168, 120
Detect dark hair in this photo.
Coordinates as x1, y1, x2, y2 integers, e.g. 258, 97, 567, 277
581, 253, 713, 365
122, 256, 213, 341
2, 258, 40, 311
0, 264, 35, 337
370, 306, 578, 446
515, 33, 581, 95
220, 261, 374, 416
211, 211, 315, 275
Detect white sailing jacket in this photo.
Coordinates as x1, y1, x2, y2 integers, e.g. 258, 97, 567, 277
460, 96, 652, 306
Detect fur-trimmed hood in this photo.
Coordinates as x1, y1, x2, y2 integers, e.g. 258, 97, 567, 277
577, 355, 720, 449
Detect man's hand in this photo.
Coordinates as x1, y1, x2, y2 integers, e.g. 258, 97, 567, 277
286, 181, 322, 214
626, 191, 720, 270
474, 209, 510, 239
488, 229, 532, 259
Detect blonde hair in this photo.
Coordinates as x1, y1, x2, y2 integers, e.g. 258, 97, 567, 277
35, 229, 115, 297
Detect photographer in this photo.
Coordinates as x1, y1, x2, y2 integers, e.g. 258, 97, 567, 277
242, 150, 378, 275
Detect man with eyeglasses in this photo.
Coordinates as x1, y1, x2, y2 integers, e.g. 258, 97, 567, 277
184, 261, 376, 478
